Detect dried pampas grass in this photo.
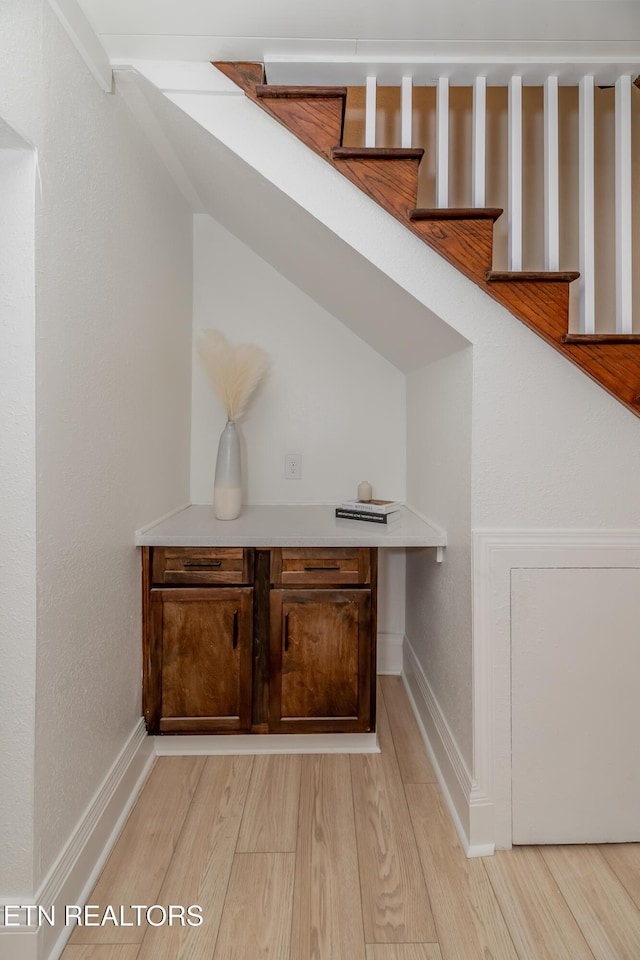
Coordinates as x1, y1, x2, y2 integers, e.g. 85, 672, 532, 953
198, 329, 269, 422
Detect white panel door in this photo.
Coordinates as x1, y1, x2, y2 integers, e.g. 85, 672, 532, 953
512, 567, 640, 844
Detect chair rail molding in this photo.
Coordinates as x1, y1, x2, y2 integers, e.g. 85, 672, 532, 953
472, 528, 640, 849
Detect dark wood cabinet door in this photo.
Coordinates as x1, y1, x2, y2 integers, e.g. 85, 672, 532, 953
269, 589, 373, 733
149, 587, 253, 733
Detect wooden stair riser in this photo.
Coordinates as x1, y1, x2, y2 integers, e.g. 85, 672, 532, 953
332, 158, 421, 217
214, 61, 346, 160
408, 218, 496, 281
212, 63, 640, 419
561, 344, 640, 411
487, 281, 570, 338
214, 61, 264, 94
258, 97, 345, 156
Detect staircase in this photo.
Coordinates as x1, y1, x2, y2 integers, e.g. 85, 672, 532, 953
215, 62, 640, 418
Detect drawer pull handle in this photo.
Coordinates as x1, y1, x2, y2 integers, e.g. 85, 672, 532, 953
232, 609, 239, 650
304, 565, 341, 571
183, 559, 222, 568
284, 611, 290, 652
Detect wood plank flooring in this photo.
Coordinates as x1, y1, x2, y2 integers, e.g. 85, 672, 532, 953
62, 677, 640, 960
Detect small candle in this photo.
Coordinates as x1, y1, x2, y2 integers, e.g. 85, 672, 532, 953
357, 481, 372, 501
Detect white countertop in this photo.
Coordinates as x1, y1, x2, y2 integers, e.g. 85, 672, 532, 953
135, 504, 446, 549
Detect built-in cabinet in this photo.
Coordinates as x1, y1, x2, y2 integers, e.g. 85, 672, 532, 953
142, 545, 377, 735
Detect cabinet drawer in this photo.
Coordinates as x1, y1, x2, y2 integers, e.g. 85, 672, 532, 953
151, 547, 253, 585
270, 547, 372, 586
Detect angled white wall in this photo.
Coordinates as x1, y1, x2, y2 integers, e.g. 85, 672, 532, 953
121, 66, 471, 373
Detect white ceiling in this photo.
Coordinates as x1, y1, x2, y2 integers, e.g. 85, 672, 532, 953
77, 0, 640, 63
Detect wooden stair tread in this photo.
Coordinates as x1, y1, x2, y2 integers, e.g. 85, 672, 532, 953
332, 147, 425, 161
563, 334, 640, 344
486, 270, 580, 283
256, 85, 347, 100
409, 207, 503, 221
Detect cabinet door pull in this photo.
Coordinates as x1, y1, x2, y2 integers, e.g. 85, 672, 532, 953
183, 559, 222, 568
304, 565, 341, 571
284, 611, 290, 652
232, 609, 239, 650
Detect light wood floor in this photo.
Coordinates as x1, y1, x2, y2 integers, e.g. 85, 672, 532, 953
63, 677, 640, 960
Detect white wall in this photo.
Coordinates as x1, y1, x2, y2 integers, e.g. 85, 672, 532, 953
0, 128, 36, 898
0, 0, 193, 896
405, 348, 473, 764
472, 307, 640, 530
191, 214, 406, 506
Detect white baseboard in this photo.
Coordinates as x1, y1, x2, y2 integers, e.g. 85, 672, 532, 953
43, 719, 154, 960
0, 719, 155, 960
155, 732, 379, 755
402, 638, 495, 858
377, 632, 404, 674
0, 927, 39, 960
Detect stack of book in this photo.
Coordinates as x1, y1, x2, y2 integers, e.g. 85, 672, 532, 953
335, 499, 402, 524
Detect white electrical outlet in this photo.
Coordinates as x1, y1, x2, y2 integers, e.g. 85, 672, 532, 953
285, 454, 301, 479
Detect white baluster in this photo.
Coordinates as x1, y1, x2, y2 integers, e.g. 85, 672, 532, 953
544, 76, 560, 271
401, 76, 413, 148
579, 75, 595, 334
508, 76, 523, 271
436, 76, 449, 208
472, 76, 487, 208
365, 76, 377, 148
615, 74, 633, 334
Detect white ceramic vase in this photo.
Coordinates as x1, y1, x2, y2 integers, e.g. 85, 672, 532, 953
214, 420, 242, 520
